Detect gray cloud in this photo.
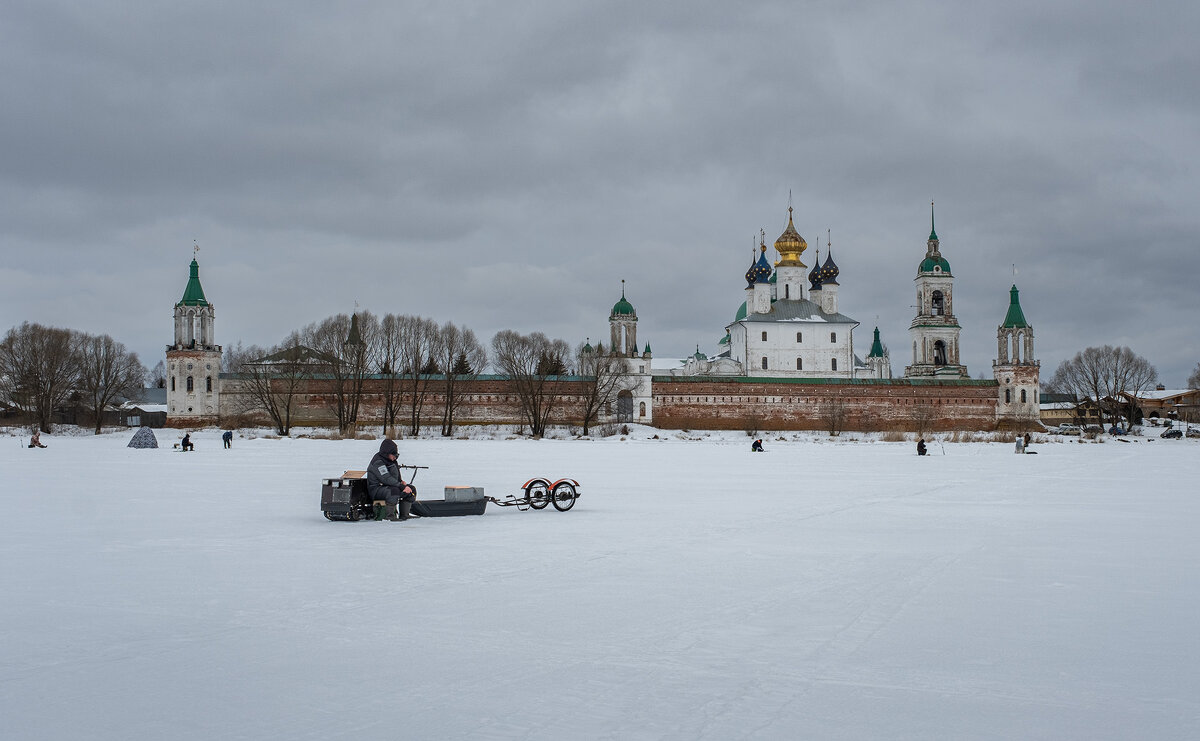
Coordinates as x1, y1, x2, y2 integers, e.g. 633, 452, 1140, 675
2, 0, 1197, 385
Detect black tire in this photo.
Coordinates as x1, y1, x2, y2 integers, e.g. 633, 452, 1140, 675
323, 511, 336, 521
527, 480, 551, 510
551, 482, 577, 512
347, 506, 361, 522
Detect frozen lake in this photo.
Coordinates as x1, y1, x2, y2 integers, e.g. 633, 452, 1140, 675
3, 427, 1198, 739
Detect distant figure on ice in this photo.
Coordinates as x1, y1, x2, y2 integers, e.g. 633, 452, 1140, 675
181, 433, 194, 452
916, 438, 927, 456
367, 438, 416, 521
222, 430, 233, 449
28, 430, 47, 449
751, 439, 764, 452
1014, 434, 1025, 454
1023, 432, 1035, 454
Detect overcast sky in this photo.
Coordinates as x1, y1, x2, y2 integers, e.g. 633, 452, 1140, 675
3, 1, 1198, 385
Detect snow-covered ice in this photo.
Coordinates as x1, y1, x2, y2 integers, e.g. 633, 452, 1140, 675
3, 428, 1198, 740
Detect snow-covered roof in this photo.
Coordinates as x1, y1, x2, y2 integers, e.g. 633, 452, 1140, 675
1138, 388, 1195, 401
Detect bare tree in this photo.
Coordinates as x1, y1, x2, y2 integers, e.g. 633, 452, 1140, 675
76, 333, 145, 434
225, 335, 319, 436
396, 316, 441, 437
819, 390, 847, 436
375, 314, 406, 436
149, 360, 167, 389
1049, 345, 1158, 426
1188, 362, 1200, 390
435, 322, 487, 437
304, 312, 378, 434
575, 341, 626, 436
911, 401, 936, 438
0, 322, 81, 433
491, 330, 571, 437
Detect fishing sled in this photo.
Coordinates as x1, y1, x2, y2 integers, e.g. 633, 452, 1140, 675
320, 470, 580, 521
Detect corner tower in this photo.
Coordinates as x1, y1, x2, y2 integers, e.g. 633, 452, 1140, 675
993, 284, 1040, 429
609, 280, 638, 357
166, 251, 222, 425
905, 203, 968, 378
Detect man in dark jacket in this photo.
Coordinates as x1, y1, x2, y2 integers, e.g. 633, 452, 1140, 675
366, 439, 416, 521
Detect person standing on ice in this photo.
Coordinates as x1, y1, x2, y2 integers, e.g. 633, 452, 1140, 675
1014, 434, 1025, 454
367, 439, 416, 521
222, 430, 233, 449
916, 438, 927, 456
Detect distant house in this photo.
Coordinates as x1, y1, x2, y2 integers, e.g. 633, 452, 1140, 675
115, 388, 168, 428
1039, 392, 1079, 427
1123, 387, 1200, 423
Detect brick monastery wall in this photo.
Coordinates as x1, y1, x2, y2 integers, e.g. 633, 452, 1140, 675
217, 374, 1002, 432
651, 376, 1000, 432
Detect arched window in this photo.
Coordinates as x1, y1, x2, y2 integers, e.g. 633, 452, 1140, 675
186, 376, 194, 393
171, 377, 176, 391
761, 357, 768, 370
932, 290, 945, 315
1005, 389, 1011, 403
796, 332, 802, 342
831, 358, 837, 371
933, 340, 947, 366
639, 402, 646, 417
796, 358, 802, 370
784, 284, 789, 299
830, 332, 837, 343
206, 376, 212, 392
761, 331, 767, 341
1020, 389, 1027, 403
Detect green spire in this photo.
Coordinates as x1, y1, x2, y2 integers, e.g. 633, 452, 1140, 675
178, 258, 209, 306
1002, 284, 1030, 328
644, 342, 652, 354
867, 326, 885, 358
611, 279, 636, 316
929, 200, 938, 241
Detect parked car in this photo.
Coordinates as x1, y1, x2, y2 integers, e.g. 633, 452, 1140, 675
1186, 428, 1200, 439
1055, 424, 1083, 436
1160, 428, 1183, 439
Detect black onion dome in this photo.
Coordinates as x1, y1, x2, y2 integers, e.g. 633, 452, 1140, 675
808, 247, 824, 290
820, 249, 840, 285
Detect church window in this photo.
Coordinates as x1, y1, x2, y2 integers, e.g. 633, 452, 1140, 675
186, 376, 194, 393
206, 376, 213, 393
761, 357, 768, 370
830, 332, 836, 343
761, 331, 767, 341
933, 340, 947, 365
1020, 389, 1027, 403
932, 291, 945, 315
796, 358, 802, 370
784, 285, 789, 299
639, 402, 646, 417
1034, 390, 1038, 403
831, 358, 837, 371
1005, 389, 1011, 403
171, 377, 176, 392
796, 332, 802, 343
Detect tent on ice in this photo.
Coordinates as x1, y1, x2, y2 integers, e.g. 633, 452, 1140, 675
127, 426, 158, 449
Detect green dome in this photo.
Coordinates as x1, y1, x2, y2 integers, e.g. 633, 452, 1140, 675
734, 301, 747, 322
919, 256, 951, 274
611, 282, 636, 316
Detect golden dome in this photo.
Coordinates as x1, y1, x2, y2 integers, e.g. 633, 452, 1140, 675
774, 206, 807, 267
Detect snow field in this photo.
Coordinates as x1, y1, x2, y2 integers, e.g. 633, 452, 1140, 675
2, 429, 1198, 739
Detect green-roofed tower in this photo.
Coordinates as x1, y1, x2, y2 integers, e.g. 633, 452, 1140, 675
906, 202, 968, 379
993, 283, 1040, 430
167, 249, 223, 425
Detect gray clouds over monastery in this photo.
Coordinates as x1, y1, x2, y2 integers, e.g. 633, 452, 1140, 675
2, 1, 1198, 383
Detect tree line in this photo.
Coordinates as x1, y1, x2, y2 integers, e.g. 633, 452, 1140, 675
1046, 345, 1163, 426
0, 322, 146, 434
225, 313, 628, 438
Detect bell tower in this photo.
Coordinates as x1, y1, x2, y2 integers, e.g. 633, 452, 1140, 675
166, 247, 222, 425
905, 203, 968, 378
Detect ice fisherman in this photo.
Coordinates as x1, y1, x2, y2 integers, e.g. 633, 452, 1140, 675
916, 438, 927, 456
1014, 434, 1025, 454
181, 433, 194, 452
28, 430, 47, 449
751, 439, 764, 452
367, 439, 416, 521
222, 430, 233, 449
